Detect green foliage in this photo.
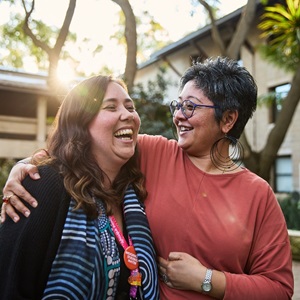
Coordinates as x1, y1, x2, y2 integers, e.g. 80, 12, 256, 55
132, 67, 175, 139
0, 13, 47, 69
111, 9, 171, 64
0, 0, 77, 72
279, 192, 300, 230
258, 0, 300, 72
0, 159, 16, 205
257, 90, 285, 108
136, 11, 171, 62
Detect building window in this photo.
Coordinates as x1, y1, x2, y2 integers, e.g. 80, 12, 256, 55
275, 156, 293, 193
270, 83, 290, 123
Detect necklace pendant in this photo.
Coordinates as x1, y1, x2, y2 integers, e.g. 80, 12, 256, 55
128, 271, 142, 286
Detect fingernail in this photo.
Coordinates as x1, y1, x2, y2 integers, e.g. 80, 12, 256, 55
31, 201, 38, 208
13, 216, 19, 222
33, 173, 40, 179
24, 211, 30, 217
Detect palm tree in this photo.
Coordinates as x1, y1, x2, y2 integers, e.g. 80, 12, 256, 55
258, 0, 300, 71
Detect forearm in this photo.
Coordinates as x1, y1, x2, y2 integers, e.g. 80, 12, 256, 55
180, 263, 292, 300
223, 270, 293, 300
158, 245, 293, 300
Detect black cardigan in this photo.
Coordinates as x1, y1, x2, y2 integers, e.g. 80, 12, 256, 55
0, 165, 70, 300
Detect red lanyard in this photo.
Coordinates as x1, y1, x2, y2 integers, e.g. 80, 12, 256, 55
109, 215, 142, 298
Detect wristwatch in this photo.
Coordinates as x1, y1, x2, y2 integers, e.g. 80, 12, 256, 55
201, 268, 213, 293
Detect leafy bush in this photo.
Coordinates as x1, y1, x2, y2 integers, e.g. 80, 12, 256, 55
132, 66, 175, 139
278, 192, 300, 230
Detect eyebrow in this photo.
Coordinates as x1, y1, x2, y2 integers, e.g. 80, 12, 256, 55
178, 96, 202, 103
103, 98, 133, 104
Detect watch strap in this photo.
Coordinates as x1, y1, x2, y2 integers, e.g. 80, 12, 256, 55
204, 268, 213, 283
201, 268, 213, 293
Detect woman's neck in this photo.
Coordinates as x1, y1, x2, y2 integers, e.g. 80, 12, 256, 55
187, 154, 241, 174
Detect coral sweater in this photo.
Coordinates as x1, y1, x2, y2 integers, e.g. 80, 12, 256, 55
138, 134, 294, 300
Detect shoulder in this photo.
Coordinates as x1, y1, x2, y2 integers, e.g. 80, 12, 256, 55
23, 164, 63, 188
22, 164, 67, 208
239, 168, 278, 204
138, 134, 178, 152
240, 168, 270, 188
138, 134, 167, 144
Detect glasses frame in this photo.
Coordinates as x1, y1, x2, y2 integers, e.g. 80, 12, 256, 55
170, 99, 219, 119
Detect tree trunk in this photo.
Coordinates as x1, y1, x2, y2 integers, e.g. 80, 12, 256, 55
258, 65, 300, 181
111, 0, 137, 93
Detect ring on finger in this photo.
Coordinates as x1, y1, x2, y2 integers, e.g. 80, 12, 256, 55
162, 273, 169, 283
2, 194, 14, 204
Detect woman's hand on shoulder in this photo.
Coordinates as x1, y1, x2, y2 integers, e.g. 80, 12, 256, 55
1, 163, 40, 223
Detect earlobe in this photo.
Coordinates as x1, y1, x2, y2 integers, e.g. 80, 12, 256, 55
221, 110, 238, 133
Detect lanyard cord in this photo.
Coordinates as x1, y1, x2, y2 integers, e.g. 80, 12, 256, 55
109, 215, 141, 298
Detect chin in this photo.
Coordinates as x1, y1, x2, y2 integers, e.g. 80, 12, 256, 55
177, 139, 188, 150
119, 150, 135, 160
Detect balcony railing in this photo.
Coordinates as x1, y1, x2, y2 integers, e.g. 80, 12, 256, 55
0, 115, 51, 158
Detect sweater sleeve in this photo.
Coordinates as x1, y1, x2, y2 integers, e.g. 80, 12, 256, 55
223, 186, 294, 300
0, 165, 70, 300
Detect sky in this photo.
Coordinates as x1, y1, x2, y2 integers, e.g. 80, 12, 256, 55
0, 0, 247, 77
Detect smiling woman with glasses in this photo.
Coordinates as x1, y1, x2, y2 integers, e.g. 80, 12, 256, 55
169, 99, 219, 119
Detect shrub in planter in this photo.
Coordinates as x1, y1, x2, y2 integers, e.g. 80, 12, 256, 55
278, 192, 300, 261
278, 191, 300, 230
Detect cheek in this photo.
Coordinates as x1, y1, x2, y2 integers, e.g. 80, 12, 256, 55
192, 115, 218, 134
134, 112, 141, 128
88, 116, 111, 142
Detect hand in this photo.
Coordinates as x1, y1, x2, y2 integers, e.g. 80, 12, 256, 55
1, 163, 40, 223
157, 252, 205, 292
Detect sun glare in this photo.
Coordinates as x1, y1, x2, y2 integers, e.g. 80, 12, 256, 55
56, 60, 76, 84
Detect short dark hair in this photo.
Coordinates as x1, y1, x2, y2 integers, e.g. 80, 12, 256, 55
180, 56, 257, 138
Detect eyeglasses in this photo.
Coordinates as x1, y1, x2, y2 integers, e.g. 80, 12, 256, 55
169, 99, 219, 119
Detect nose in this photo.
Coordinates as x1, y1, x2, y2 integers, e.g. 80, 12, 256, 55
174, 106, 187, 120
120, 106, 135, 121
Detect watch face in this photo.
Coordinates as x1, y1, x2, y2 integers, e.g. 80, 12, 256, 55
202, 282, 212, 292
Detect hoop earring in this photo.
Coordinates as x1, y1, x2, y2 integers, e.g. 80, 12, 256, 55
210, 135, 244, 172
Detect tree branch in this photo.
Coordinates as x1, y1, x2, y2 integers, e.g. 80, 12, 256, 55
111, 0, 137, 92
227, 0, 257, 59
198, 0, 226, 55
54, 0, 76, 53
22, 0, 51, 53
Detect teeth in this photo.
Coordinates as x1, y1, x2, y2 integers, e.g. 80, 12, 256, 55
180, 126, 191, 132
115, 129, 133, 137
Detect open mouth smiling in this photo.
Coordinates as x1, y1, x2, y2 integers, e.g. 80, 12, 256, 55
114, 129, 134, 140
